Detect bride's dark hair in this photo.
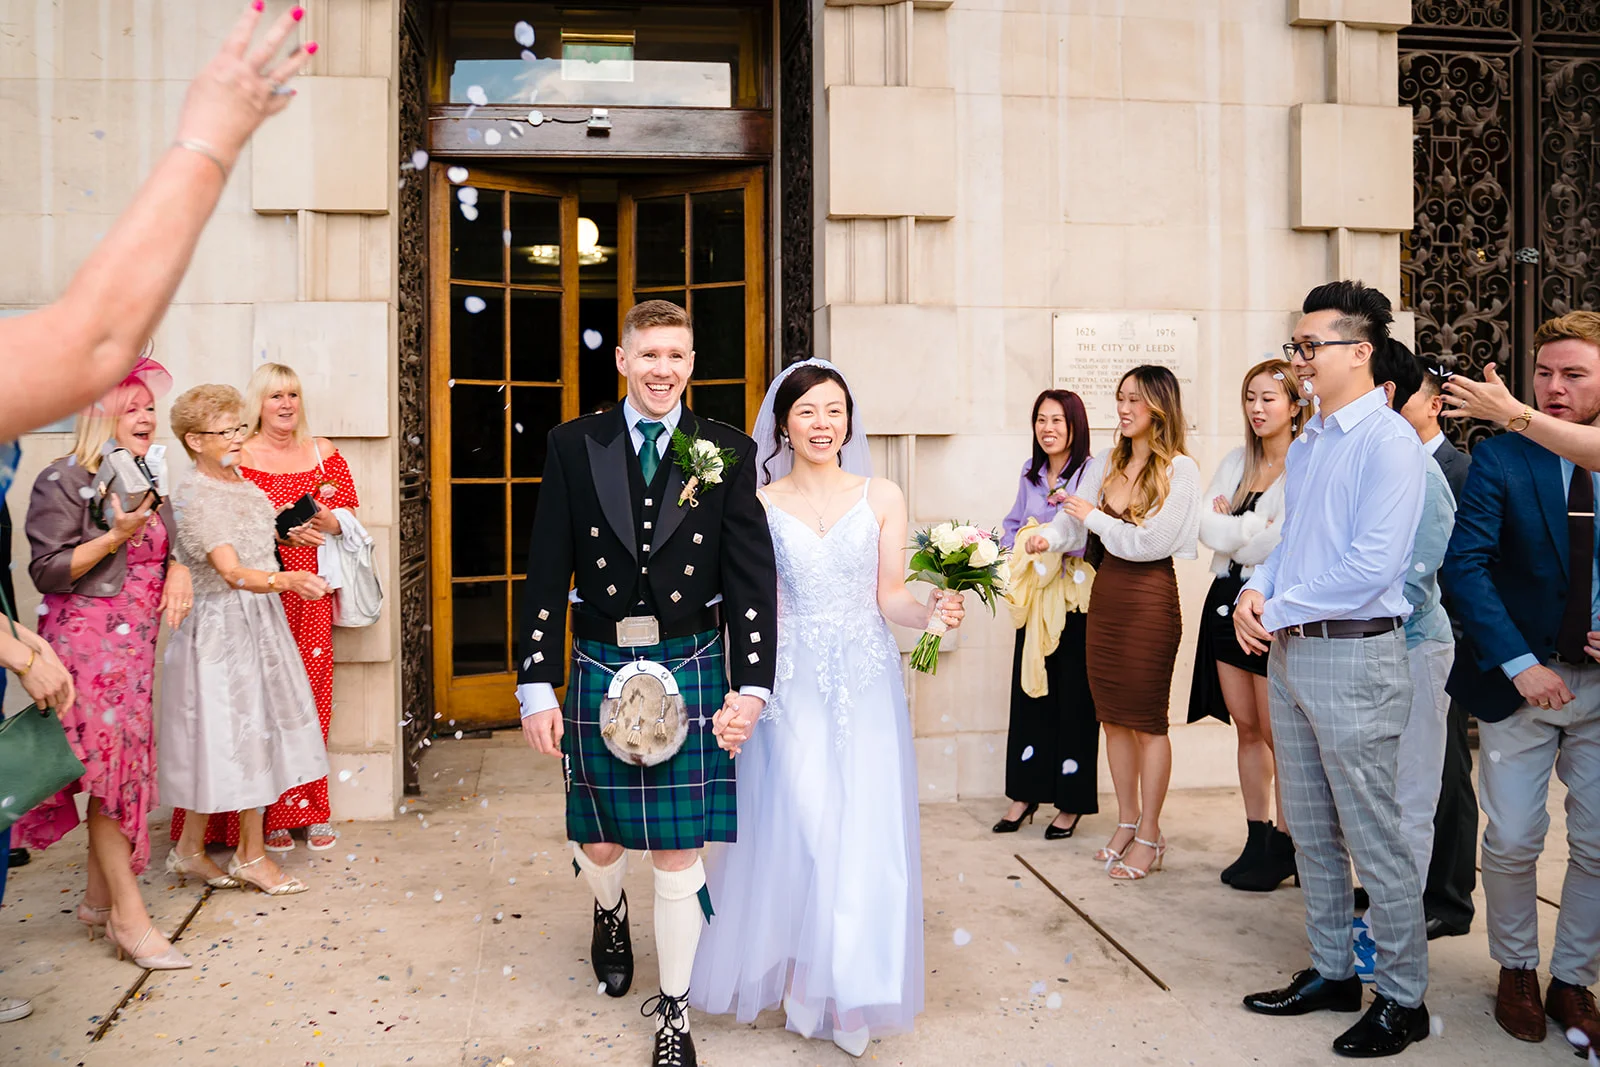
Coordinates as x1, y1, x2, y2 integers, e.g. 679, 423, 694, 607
763, 363, 856, 484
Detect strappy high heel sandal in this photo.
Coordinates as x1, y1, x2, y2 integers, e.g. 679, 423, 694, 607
1095, 822, 1139, 864
76, 903, 111, 940
166, 849, 243, 889
1109, 835, 1167, 881
106, 920, 192, 970
227, 854, 309, 896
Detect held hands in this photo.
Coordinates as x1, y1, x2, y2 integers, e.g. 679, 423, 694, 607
712, 692, 764, 757
521, 707, 564, 758
1232, 589, 1272, 656
174, 3, 316, 171
159, 563, 194, 630
1441, 363, 1523, 425
1512, 663, 1574, 712
278, 570, 330, 600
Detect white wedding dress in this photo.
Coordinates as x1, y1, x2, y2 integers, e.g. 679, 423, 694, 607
690, 479, 925, 1040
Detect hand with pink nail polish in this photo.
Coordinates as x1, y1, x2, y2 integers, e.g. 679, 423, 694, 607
172, 2, 316, 170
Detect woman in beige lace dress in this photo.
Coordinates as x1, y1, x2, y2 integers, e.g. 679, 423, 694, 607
158, 385, 330, 895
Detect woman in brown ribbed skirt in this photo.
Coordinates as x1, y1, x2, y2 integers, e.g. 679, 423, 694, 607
1028, 366, 1201, 882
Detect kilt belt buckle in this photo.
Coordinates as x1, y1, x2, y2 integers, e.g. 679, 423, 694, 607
599, 659, 689, 768
615, 615, 662, 648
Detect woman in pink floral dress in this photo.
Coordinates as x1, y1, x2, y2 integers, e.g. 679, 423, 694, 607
16, 356, 198, 970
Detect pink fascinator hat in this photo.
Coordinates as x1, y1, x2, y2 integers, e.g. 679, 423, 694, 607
85, 342, 174, 416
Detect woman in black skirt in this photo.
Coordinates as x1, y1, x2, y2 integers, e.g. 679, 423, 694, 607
993, 389, 1097, 839
1188, 359, 1301, 889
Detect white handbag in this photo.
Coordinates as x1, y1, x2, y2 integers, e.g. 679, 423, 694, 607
326, 509, 383, 628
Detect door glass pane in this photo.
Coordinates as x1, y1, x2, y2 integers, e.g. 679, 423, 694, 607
511, 387, 564, 477
635, 197, 685, 287
509, 290, 562, 382
511, 482, 540, 577
690, 383, 746, 431
452, 580, 507, 676
452, 484, 508, 578
579, 295, 620, 413
451, 385, 506, 479
451, 188, 503, 282
451, 285, 505, 380
690, 286, 745, 379
691, 190, 744, 284
510, 193, 562, 286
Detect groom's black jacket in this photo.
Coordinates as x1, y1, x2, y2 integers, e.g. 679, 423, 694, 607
517, 403, 778, 692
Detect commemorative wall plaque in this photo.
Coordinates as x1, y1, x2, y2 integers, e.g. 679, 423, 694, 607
1051, 312, 1200, 431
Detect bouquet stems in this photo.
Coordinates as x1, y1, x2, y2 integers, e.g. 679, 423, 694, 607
910, 615, 948, 674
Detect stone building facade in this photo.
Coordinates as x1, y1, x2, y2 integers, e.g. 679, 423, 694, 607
0, 0, 1486, 815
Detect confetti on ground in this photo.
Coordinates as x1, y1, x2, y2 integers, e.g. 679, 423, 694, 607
433, 891, 444, 902
338, 770, 353, 782
953, 929, 971, 947
1046, 992, 1062, 1010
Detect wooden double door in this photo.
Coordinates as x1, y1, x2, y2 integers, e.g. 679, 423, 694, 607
428, 166, 767, 727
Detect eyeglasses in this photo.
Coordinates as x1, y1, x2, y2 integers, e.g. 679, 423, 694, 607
1282, 339, 1363, 361
194, 424, 250, 441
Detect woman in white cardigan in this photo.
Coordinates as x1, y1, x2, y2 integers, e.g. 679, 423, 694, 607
1188, 359, 1302, 893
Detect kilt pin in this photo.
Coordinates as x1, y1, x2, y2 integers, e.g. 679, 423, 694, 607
518, 401, 778, 1067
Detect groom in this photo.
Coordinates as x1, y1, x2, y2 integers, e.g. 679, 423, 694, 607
517, 299, 777, 1067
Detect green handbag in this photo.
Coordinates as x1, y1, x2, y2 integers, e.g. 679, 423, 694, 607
0, 582, 85, 834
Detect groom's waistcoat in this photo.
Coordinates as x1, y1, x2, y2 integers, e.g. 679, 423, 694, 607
516, 404, 778, 693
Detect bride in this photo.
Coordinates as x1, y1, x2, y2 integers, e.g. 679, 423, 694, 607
690, 359, 965, 1057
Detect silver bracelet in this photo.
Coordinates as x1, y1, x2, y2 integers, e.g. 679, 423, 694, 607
173, 138, 230, 179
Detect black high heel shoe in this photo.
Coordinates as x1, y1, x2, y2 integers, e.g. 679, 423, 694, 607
1044, 813, 1082, 840
992, 802, 1039, 834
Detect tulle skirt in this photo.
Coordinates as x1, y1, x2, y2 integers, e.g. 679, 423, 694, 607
690, 619, 924, 1039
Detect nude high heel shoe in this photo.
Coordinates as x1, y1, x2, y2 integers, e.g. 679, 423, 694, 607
106, 920, 192, 971
228, 853, 308, 895
1108, 835, 1167, 881
76, 903, 111, 940
1095, 822, 1139, 864
166, 848, 242, 889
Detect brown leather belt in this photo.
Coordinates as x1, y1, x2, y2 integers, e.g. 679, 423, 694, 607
1281, 617, 1402, 640
571, 605, 722, 646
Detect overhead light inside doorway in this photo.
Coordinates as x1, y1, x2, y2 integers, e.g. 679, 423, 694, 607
523, 217, 612, 267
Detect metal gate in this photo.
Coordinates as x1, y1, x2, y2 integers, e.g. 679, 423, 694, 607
1400, 0, 1600, 450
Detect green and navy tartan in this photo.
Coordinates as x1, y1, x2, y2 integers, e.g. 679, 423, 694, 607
562, 629, 737, 851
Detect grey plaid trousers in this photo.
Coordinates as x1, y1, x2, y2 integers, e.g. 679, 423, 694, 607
1268, 629, 1429, 1008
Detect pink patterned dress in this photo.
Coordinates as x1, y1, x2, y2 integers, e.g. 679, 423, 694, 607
15, 515, 168, 874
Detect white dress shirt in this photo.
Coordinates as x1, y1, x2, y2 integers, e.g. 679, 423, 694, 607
1242, 386, 1426, 633
1422, 431, 1445, 457
517, 399, 769, 717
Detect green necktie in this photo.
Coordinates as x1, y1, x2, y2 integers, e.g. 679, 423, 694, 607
637, 420, 666, 483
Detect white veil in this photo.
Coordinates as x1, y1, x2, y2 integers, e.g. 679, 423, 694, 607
751, 358, 873, 486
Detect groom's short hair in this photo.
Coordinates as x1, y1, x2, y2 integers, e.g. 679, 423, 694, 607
622, 300, 693, 348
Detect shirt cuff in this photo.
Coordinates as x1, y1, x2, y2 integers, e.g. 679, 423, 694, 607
517, 682, 560, 719
737, 686, 770, 707
1500, 654, 1540, 681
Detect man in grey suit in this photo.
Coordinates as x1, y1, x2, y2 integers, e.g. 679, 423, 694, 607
1397, 359, 1478, 940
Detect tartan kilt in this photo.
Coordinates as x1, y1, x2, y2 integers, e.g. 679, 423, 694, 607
562, 629, 737, 851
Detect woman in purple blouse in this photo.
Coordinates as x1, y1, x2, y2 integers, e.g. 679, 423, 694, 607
993, 389, 1099, 839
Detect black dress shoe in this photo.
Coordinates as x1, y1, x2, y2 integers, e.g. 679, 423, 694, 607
1044, 813, 1082, 840
1424, 916, 1468, 940
1243, 968, 1365, 1016
7, 848, 29, 869
591, 890, 633, 998
1332, 994, 1429, 1058
992, 802, 1039, 834
643, 991, 697, 1067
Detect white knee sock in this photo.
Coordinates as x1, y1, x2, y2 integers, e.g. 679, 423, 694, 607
653, 860, 707, 1013
573, 843, 627, 911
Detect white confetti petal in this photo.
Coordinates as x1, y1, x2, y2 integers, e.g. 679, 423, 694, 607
311, 647, 323, 658
503, 965, 514, 976
346, 853, 358, 862
102, 710, 116, 724
78, 487, 95, 499
411, 149, 429, 170
466, 85, 488, 106
338, 769, 353, 782
514, 20, 535, 47
1030, 981, 1047, 996
582, 329, 603, 350
1414, 562, 1426, 573
527, 109, 544, 126
1062, 759, 1079, 775
456, 731, 465, 740
514, 422, 524, 434
1216, 604, 1229, 616
1430, 1015, 1445, 1038
115, 623, 131, 635
460, 203, 479, 222
1020, 745, 1035, 761
464, 296, 488, 314
522, 49, 536, 62
503, 229, 513, 247
484, 129, 502, 146
952, 928, 972, 946
1568, 1026, 1591, 1049
1489, 750, 1501, 762
433, 890, 444, 902
458, 186, 480, 206
446, 166, 469, 184
1046, 992, 1063, 1010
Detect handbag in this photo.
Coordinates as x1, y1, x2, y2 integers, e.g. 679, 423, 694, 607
327, 509, 383, 628
0, 583, 85, 834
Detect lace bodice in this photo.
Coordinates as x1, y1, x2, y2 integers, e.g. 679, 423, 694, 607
761, 482, 901, 746
172, 471, 282, 597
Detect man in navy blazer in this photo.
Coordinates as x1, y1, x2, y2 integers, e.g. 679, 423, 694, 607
1441, 312, 1600, 1050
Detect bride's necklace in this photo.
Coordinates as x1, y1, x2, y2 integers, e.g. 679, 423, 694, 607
794, 481, 845, 533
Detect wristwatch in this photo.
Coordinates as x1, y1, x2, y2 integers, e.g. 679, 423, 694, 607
1506, 407, 1536, 433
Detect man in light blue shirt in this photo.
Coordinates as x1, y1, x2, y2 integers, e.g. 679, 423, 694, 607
1235, 282, 1431, 1058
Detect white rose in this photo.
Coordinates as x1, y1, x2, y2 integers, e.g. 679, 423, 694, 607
928, 523, 963, 555
692, 438, 718, 459
952, 524, 983, 546
969, 537, 999, 568
699, 456, 725, 485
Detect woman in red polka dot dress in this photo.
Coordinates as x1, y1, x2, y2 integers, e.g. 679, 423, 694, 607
169, 363, 358, 854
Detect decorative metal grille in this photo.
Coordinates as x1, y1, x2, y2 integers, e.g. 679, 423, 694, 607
779, 0, 813, 365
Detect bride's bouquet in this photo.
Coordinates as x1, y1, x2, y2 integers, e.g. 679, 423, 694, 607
906, 522, 1009, 674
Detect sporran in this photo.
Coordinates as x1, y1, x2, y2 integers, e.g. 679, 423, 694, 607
598, 659, 690, 767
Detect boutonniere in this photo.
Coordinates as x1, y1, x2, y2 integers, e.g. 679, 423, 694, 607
670, 429, 738, 508
317, 479, 339, 501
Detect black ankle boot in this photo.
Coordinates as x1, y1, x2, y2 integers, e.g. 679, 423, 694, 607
1232, 826, 1298, 892
591, 890, 633, 997
1221, 820, 1271, 885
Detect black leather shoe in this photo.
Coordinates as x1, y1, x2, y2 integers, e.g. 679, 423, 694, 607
1424, 916, 1469, 940
1243, 968, 1365, 1016
590, 890, 632, 998
1332, 994, 1429, 1058
643, 991, 697, 1067
992, 802, 1039, 834
1044, 813, 1082, 840
7, 848, 29, 869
